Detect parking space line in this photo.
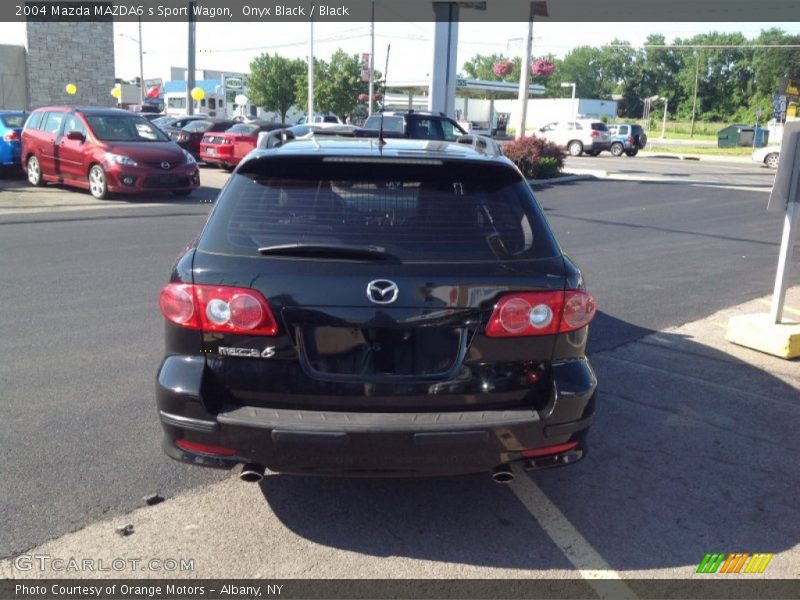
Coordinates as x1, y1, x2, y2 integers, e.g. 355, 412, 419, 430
757, 298, 800, 317
509, 465, 639, 600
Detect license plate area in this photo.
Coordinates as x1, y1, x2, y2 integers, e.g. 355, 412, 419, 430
299, 326, 465, 378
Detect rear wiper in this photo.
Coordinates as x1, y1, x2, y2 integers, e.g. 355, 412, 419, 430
257, 243, 396, 261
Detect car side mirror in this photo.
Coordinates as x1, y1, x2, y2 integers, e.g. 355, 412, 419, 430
66, 131, 85, 142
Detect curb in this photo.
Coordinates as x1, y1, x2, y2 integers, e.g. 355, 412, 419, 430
527, 173, 598, 186
639, 152, 753, 164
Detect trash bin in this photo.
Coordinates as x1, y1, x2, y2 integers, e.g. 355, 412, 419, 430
718, 124, 749, 148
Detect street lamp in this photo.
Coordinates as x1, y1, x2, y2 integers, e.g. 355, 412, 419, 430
117, 20, 145, 104
561, 82, 576, 124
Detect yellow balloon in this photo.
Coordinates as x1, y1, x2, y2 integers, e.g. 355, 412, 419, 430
65, 83, 77, 95
110, 86, 122, 99
190, 87, 205, 101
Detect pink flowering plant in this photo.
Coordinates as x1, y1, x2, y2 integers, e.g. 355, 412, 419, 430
492, 59, 515, 77
531, 57, 556, 77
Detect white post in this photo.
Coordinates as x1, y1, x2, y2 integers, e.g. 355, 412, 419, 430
429, 2, 459, 117
661, 98, 668, 139
571, 83, 576, 123
516, 10, 533, 139
770, 198, 800, 323
307, 15, 314, 123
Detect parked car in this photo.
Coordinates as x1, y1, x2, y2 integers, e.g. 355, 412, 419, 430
606, 123, 648, 157
356, 110, 468, 141
199, 121, 282, 170
0, 111, 25, 170
157, 114, 210, 139
752, 144, 781, 169
156, 135, 597, 480
296, 114, 342, 125
174, 118, 236, 160
537, 120, 611, 156
21, 107, 199, 199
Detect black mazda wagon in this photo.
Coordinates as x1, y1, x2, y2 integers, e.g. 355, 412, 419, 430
156, 136, 597, 481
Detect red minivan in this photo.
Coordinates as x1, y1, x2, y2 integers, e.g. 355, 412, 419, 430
21, 107, 200, 199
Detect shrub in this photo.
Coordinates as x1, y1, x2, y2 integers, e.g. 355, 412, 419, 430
503, 135, 565, 179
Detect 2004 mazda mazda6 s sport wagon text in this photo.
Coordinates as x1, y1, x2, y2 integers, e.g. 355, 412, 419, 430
156, 137, 597, 482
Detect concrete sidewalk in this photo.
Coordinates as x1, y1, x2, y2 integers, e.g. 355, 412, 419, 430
2, 287, 798, 581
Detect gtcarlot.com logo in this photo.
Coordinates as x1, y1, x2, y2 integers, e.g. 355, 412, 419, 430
696, 552, 773, 574
14, 554, 195, 572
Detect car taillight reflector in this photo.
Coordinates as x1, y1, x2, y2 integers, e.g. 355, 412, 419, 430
485, 290, 595, 337
159, 283, 278, 335
562, 290, 596, 331
3, 131, 20, 142
590, 131, 599, 138
176, 439, 237, 457
627, 136, 634, 143
159, 283, 196, 325
521, 441, 579, 458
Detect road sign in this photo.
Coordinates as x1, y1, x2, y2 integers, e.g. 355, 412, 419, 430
773, 94, 787, 121
225, 76, 244, 90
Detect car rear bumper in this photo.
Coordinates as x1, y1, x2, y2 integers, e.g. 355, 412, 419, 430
156, 355, 597, 476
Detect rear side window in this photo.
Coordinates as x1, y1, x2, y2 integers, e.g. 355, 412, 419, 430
24, 112, 44, 130
199, 158, 558, 262
62, 114, 87, 136
42, 111, 65, 134
363, 116, 404, 133
1, 114, 25, 128
618, 125, 629, 135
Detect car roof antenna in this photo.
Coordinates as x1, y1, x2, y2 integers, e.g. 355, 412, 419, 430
378, 44, 391, 148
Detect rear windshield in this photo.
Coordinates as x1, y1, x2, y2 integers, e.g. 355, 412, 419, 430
183, 120, 213, 132
227, 124, 259, 135
198, 158, 558, 262
590, 122, 608, 131
363, 116, 404, 133
85, 115, 169, 142
1, 114, 25, 128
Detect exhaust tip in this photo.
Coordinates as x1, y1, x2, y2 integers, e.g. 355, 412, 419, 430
491, 465, 514, 484
240, 463, 265, 483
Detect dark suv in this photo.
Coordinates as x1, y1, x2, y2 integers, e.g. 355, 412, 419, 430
607, 123, 647, 157
356, 111, 468, 141
157, 137, 597, 481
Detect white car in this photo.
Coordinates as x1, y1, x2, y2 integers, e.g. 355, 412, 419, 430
752, 145, 781, 169
537, 120, 612, 156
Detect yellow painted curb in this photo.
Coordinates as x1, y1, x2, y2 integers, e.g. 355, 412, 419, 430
726, 313, 800, 359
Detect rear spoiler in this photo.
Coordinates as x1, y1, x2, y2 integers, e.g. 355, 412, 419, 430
257, 128, 296, 149
455, 135, 503, 157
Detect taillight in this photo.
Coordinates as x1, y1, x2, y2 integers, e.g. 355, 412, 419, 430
485, 290, 595, 337
3, 131, 20, 142
590, 131, 599, 138
627, 135, 634, 143
159, 283, 278, 335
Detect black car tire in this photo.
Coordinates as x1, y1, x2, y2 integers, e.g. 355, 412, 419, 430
568, 141, 584, 156
27, 155, 44, 187
88, 164, 109, 200
625, 149, 639, 157
610, 143, 624, 157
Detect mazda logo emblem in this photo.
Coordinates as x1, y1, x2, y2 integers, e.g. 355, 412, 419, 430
161, 161, 171, 170
366, 279, 399, 304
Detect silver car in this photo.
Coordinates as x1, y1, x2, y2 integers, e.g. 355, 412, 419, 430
537, 120, 612, 156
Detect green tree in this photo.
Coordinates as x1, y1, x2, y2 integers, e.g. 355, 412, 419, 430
461, 53, 520, 82
248, 53, 305, 124
295, 50, 380, 121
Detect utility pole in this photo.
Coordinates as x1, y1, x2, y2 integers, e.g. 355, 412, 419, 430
187, 2, 196, 115
690, 53, 699, 138
516, 1, 547, 139
661, 98, 668, 139
368, 1, 375, 116
138, 18, 145, 103
307, 10, 314, 123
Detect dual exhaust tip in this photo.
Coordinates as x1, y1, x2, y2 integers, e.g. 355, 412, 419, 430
240, 463, 517, 483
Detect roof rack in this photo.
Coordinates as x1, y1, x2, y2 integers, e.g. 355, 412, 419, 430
454, 134, 503, 158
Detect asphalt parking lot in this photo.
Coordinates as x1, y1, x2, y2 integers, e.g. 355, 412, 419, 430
1, 158, 798, 590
